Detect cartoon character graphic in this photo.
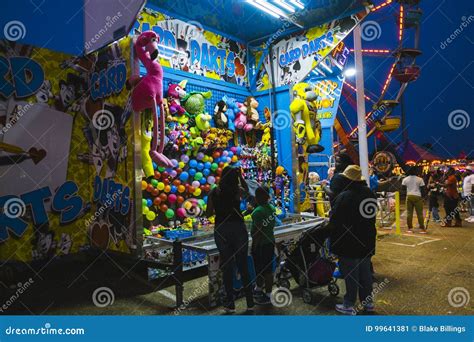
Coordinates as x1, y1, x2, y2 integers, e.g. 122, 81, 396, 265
54, 73, 84, 112
35, 80, 54, 104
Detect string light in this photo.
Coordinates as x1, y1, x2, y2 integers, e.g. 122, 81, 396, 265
349, 49, 390, 54
398, 5, 404, 42
371, 0, 393, 12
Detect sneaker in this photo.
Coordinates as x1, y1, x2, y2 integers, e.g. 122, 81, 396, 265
466, 217, 474, 222
223, 302, 235, 314
335, 304, 356, 315
255, 293, 271, 305
419, 229, 427, 234
364, 303, 376, 312
407, 229, 414, 233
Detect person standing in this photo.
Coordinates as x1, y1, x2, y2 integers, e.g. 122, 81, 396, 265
251, 186, 276, 305
206, 166, 254, 313
322, 153, 353, 207
462, 167, 474, 223
329, 165, 377, 315
402, 166, 426, 233
427, 170, 442, 222
442, 168, 462, 227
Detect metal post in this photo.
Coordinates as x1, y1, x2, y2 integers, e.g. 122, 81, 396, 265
353, 24, 370, 185
395, 191, 401, 235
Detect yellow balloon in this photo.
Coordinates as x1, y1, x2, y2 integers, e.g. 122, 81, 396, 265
179, 161, 185, 169
184, 201, 192, 210
157, 182, 165, 190
146, 210, 156, 221
143, 206, 149, 215
193, 188, 202, 196
141, 181, 148, 190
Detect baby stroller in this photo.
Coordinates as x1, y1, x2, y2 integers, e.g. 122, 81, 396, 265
276, 221, 339, 303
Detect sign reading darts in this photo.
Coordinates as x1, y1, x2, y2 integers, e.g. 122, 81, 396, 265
279, 31, 335, 67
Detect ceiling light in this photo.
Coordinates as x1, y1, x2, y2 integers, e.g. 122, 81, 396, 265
256, 0, 289, 18
289, 0, 305, 9
274, 0, 295, 12
248, 1, 281, 18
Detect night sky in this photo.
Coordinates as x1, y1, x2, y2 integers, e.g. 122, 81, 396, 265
341, 0, 473, 159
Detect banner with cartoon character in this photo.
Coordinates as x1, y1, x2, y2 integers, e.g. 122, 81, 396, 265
255, 10, 368, 91
0, 38, 135, 263
135, 7, 248, 86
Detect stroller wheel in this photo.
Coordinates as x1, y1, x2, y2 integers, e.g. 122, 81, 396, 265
302, 289, 313, 304
277, 279, 291, 289
328, 282, 339, 296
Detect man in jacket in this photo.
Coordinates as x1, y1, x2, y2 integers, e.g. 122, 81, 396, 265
329, 165, 377, 315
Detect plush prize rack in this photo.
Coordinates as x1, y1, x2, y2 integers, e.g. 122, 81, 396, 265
0, 0, 370, 307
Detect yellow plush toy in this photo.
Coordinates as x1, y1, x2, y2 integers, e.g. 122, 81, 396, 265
141, 112, 155, 177
289, 83, 323, 153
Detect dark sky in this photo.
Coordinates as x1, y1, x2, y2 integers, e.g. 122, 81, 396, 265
341, 0, 474, 159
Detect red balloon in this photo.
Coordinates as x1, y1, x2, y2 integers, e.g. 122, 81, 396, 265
218, 162, 224, 168
215, 176, 220, 184
213, 151, 221, 159
153, 197, 161, 206
176, 168, 182, 174
151, 188, 159, 197
154, 171, 161, 179
161, 171, 169, 179
160, 204, 168, 212
159, 193, 168, 202
163, 179, 170, 185
177, 196, 185, 204
216, 168, 222, 175
146, 184, 154, 192
173, 179, 181, 186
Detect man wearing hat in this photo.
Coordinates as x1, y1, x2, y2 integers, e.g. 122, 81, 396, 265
329, 165, 377, 315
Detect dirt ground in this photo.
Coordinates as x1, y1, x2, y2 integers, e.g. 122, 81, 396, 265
3, 205, 473, 316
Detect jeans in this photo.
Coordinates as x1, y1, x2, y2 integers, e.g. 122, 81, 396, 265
339, 256, 373, 307
406, 195, 424, 229
432, 206, 440, 221
214, 221, 254, 307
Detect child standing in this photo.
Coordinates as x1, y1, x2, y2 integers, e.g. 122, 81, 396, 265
251, 186, 276, 305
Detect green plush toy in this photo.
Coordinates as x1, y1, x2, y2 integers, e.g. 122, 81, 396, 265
182, 90, 212, 117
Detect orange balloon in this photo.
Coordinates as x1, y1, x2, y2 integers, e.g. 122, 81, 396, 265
153, 197, 161, 206
146, 184, 154, 192
173, 179, 181, 186
178, 185, 186, 193
160, 204, 168, 212
188, 186, 195, 193
177, 196, 185, 204
164, 185, 171, 193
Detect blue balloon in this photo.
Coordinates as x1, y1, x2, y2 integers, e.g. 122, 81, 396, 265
189, 168, 197, 177
203, 169, 211, 176
236, 147, 242, 155
199, 178, 206, 185
170, 185, 177, 193
204, 162, 211, 169
152, 162, 157, 170
180, 172, 189, 182
203, 196, 208, 203
227, 152, 234, 158
189, 159, 198, 168
197, 162, 204, 170
146, 199, 152, 207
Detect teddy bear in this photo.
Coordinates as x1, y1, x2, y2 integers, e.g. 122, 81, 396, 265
235, 102, 253, 132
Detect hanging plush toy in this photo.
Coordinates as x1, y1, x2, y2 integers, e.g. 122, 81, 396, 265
289, 83, 323, 153
128, 31, 173, 167
222, 95, 238, 131
182, 90, 212, 137
235, 102, 253, 132
243, 96, 262, 129
167, 80, 188, 123
213, 100, 228, 129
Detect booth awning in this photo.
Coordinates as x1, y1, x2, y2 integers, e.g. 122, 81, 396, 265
401, 140, 442, 162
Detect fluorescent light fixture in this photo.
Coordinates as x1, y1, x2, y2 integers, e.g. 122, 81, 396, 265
289, 0, 305, 9
247, 1, 281, 18
274, 0, 295, 12
343, 67, 356, 77
256, 0, 290, 19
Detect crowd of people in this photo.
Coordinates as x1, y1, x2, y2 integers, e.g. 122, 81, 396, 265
205, 156, 473, 315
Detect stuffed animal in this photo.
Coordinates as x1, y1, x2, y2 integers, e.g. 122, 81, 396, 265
235, 102, 253, 132
127, 31, 173, 167
221, 95, 238, 131
243, 96, 262, 129
182, 91, 212, 117
289, 83, 323, 153
213, 100, 228, 129
167, 80, 188, 124
194, 113, 212, 134
141, 115, 154, 178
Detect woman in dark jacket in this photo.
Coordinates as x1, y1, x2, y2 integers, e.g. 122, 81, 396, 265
329, 165, 377, 315
206, 166, 254, 313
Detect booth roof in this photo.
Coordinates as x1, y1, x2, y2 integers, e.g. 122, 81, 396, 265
148, 0, 367, 43
401, 140, 442, 162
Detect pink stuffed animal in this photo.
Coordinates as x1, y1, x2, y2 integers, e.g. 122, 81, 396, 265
128, 31, 173, 168
235, 102, 253, 132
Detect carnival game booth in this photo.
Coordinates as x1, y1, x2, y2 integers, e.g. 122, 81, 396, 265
0, 0, 370, 307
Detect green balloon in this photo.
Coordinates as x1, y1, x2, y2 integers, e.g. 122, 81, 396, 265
210, 163, 218, 171
142, 199, 148, 207
158, 166, 166, 172
151, 179, 158, 187
165, 208, 175, 219
194, 172, 203, 180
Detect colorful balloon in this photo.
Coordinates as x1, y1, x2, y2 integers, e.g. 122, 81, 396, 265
195, 172, 203, 180
189, 168, 197, 177
176, 207, 186, 218
146, 210, 156, 221
165, 208, 175, 219
141, 181, 148, 190
180, 172, 189, 182
192, 180, 200, 188
168, 194, 177, 203
207, 176, 216, 185
189, 159, 198, 168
